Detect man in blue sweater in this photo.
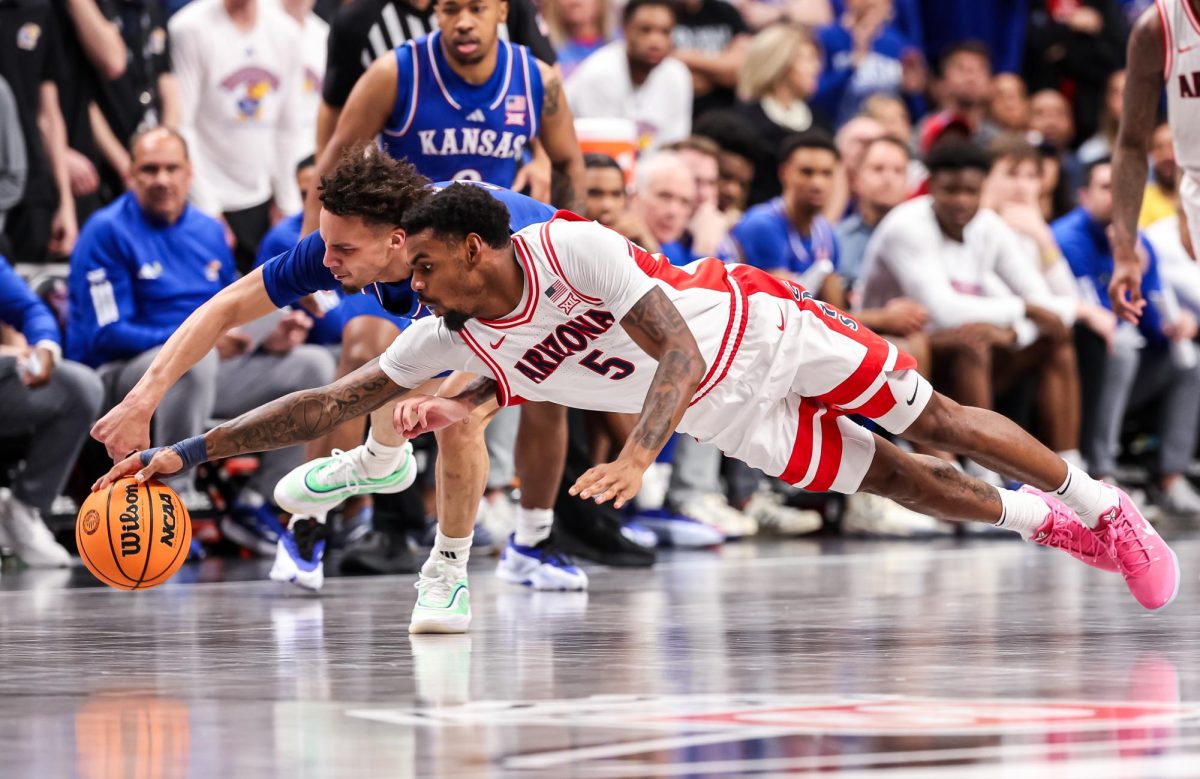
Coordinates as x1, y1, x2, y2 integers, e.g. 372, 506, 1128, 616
68, 128, 336, 543
1053, 158, 1200, 517
0, 258, 103, 567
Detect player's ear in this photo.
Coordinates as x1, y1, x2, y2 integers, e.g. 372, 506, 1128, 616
464, 233, 483, 267
391, 228, 407, 251
496, 0, 508, 23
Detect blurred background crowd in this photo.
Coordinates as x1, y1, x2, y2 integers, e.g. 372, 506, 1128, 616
1, 0, 1194, 576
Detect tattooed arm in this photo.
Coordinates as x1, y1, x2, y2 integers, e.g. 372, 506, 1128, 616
1109, 7, 1165, 323
93, 360, 410, 488
569, 287, 706, 508
536, 60, 586, 211
205, 359, 408, 459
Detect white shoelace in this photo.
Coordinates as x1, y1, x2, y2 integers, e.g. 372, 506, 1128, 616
415, 563, 460, 603
315, 448, 366, 491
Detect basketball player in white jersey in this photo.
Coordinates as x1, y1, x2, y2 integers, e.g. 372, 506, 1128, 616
101, 185, 1183, 613
1111, 0, 1200, 321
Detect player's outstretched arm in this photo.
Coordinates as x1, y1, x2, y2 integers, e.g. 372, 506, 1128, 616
569, 287, 706, 508
91, 268, 280, 460
1110, 7, 1166, 323
93, 359, 411, 489
535, 61, 586, 211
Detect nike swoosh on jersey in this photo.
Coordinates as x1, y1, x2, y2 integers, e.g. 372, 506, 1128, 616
490, 336, 507, 349
777, 310, 786, 331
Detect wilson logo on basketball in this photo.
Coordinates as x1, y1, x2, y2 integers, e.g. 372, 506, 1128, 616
159, 492, 177, 548
82, 509, 100, 535
119, 482, 141, 557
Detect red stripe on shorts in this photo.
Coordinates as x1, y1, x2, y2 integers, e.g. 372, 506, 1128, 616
850, 383, 898, 421
814, 339, 891, 409
806, 412, 845, 493
779, 400, 820, 485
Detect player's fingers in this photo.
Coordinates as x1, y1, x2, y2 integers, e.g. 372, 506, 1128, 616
569, 467, 605, 497
583, 473, 619, 501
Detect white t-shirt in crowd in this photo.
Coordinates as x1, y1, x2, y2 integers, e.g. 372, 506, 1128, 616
294, 11, 329, 165
856, 196, 1075, 334
565, 40, 692, 153
1144, 214, 1200, 317
169, 0, 306, 214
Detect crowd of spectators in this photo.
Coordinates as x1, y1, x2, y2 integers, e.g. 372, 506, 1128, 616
0, 0, 1193, 570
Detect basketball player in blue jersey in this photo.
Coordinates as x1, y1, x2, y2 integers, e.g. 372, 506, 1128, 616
93, 147, 576, 632
273, 0, 591, 618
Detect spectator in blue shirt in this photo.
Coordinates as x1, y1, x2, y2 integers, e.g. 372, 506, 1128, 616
0, 258, 103, 567
67, 128, 335, 508
814, 0, 928, 128
1053, 158, 1200, 515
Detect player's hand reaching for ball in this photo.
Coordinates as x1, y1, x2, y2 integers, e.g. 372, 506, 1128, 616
569, 458, 645, 510
393, 395, 472, 438
92, 401, 153, 461
93, 448, 183, 491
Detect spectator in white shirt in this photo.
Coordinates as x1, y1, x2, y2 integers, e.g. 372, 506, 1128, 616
565, 0, 693, 153
170, 0, 306, 272
281, 0, 330, 164
858, 139, 1083, 472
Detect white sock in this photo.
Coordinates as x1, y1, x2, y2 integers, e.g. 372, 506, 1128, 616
994, 487, 1050, 539
514, 506, 553, 548
1053, 462, 1118, 528
425, 530, 472, 575
360, 429, 406, 480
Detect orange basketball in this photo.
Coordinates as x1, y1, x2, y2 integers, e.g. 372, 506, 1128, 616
76, 478, 192, 590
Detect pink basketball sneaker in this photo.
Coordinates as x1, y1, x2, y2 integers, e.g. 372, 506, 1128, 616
1092, 488, 1180, 611
1021, 486, 1117, 572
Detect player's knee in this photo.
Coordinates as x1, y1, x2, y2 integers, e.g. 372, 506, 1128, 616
341, 317, 399, 371
434, 408, 487, 448
907, 392, 967, 449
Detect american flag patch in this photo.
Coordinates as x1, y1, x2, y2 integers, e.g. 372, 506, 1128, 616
505, 95, 527, 112
545, 280, 582, 315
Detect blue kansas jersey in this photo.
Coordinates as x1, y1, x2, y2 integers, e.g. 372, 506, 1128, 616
380, 32, 544, 188
259, 182, 556, 317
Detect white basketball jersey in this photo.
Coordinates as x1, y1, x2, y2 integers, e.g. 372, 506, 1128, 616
1160, 0, 1200, 179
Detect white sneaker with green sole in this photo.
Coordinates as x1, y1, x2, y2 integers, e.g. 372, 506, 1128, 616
273, 443, 416, 516
409, 561, 471, 634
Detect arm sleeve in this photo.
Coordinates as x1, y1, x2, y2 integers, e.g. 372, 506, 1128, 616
989, 220, 1077, 326
320, 5, 366, 108
74, 226, 177, 362
505, 0, 557, 65
548, 221, 659, 322
379, 317, 477, 388
877, 221, 1025, 330
0, 260, 60, 346
259, 230, 339, 307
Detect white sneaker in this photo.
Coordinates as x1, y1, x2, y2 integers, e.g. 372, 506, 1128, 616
1159, 477, 1200, 518
410, 560, 471, 634
634, 462, 672, 511
268, 516, 327, 591
842, 493, 951, 537
679, 493, 758, 538
273, 443, 416, 516
0, 490, 72, 568
496, 535, 589, 590
745, 491, 822, 536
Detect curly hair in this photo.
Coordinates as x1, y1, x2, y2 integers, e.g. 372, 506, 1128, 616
400, 183, 512, 249
319, 142, 432, 226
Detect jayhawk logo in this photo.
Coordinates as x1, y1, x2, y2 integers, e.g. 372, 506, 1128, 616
220, 67, 280, 122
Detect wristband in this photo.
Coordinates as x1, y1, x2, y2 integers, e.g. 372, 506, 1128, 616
139, 435, 208, 470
